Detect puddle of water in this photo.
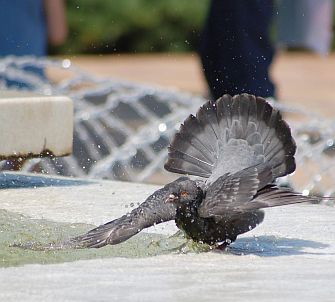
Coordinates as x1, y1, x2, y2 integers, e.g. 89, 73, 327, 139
0, 209, 212, 268
2, 209, 327, 268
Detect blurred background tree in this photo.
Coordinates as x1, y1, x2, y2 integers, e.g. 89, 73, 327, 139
50, 0, 334, 55
50, 0, 209, 54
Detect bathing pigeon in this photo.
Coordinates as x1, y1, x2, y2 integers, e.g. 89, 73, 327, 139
72, 93, 321, 249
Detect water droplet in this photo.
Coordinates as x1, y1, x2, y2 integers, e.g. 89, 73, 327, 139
326, 139, 334, 147
158, 123, 167, 132
62, 59, 71, 69
302, 189, 310, 196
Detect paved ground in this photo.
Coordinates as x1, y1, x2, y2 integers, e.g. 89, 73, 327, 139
70, 52, 335, 116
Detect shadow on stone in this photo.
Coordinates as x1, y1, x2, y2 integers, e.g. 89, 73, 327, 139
0, 172, 93, 189
228, 235, 330, 257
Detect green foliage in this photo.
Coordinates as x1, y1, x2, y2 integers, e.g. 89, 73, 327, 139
53, 0, 210, 54
51, 0, 335, 55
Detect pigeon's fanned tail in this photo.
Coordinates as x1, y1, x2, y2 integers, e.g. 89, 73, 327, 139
164, 93, 296, 184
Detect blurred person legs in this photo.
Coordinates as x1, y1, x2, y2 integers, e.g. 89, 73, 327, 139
0, 0, 67, 89
199, 0, 275, 99
277, 0, 333, 55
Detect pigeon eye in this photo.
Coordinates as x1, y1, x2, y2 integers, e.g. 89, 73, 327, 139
180, 191, 188, 197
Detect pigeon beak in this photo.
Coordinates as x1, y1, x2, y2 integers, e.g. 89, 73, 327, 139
165, 193, 178, 203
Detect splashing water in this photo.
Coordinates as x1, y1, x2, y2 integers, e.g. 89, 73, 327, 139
0, 56, 334, 200
0, 209, 206, 267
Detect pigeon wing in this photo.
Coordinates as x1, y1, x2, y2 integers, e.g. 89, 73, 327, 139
235, 185, 323, 212
70, 178, 189, 248
198, 163, 274, 218
198, 164, 322, 218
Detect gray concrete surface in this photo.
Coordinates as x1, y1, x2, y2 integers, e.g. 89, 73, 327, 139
0, 172, 335, 301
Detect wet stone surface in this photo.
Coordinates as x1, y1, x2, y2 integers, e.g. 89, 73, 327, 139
0, 172, 335, 301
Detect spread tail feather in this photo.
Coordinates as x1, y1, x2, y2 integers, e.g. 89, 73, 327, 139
165, 93, 296, 184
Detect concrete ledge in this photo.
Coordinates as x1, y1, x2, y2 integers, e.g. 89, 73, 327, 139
0, 173, 335, 301
0, 91, 73, 159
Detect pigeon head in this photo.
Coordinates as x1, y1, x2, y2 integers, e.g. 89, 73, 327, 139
165, 178, 202, 206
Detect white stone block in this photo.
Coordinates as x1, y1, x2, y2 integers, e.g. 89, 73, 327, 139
0, 90, 73, 158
